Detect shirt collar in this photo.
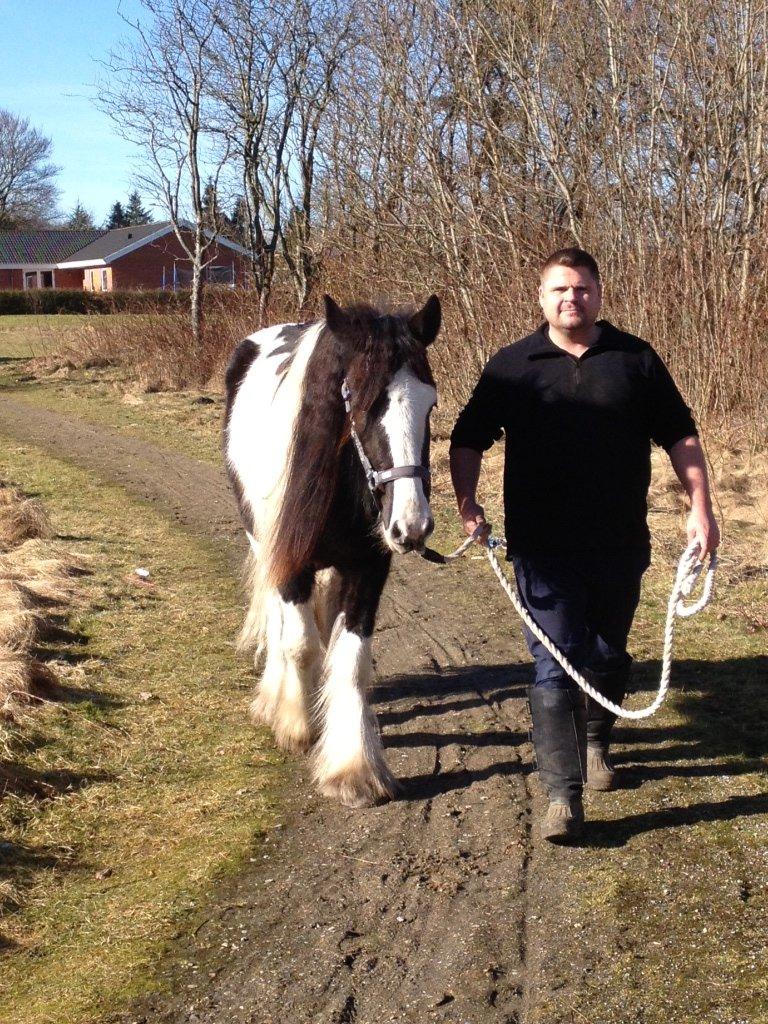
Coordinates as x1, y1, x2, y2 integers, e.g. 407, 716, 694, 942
527, 320, 615, 359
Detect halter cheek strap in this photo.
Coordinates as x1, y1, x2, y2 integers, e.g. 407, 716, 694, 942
341, 379, 430, 496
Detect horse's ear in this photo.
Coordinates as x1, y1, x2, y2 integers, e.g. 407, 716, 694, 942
323, 294, 347, 334
408, 294, 441, 346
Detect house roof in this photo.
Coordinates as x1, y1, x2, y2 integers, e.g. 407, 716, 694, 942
63, 222, 171, 263
1, 222, 251, 270
0, 229, 104, 265
60, 221, 251, 267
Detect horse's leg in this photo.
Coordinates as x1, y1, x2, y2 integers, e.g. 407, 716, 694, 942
313, 567, 343, 648
313, 556, 394, 807
267, 568, 322, 753
249, 589, 285, 728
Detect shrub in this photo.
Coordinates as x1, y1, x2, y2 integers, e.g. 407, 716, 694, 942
0, 289, 184, 316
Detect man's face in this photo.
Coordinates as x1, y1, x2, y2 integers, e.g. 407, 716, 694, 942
538, 265, 602, 332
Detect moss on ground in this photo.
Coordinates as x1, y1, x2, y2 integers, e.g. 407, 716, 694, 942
0, 443, 287, 1024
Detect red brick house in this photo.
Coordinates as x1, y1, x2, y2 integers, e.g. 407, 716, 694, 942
0, 223, 250, 291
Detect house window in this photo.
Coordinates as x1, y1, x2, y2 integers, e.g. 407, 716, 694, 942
24, 271, 38, 290
208, 264, 234, 286
100, 269, 108, 291
40, 271, 53, 288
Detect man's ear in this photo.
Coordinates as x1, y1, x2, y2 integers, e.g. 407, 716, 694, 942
408, 294, 441, 346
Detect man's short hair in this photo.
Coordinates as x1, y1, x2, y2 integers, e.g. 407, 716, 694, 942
540, 247, 600, 283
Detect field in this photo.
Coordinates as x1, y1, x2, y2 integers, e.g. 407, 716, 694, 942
0, 315, 766, 1024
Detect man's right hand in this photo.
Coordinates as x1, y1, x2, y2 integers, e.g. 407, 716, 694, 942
459, 499, 491, 544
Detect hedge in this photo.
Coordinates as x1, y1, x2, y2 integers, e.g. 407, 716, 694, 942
0, 289, 186, 315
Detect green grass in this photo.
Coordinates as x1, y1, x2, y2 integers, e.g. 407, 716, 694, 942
0, 442, 287, 1024
0, 314, 92, 360
0, 356, 224, 467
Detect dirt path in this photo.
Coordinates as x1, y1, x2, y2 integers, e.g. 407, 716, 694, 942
1, 392, 554, 1022
5, 392, 759, 1024
1, 392, 563, 1022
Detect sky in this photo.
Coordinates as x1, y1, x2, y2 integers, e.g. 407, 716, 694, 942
0, 0, 155, 226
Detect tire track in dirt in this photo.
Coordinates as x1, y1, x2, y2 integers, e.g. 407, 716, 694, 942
0, 393, 543, 1024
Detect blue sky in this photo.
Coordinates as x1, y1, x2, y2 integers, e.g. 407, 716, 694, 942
0, 0, 155, 226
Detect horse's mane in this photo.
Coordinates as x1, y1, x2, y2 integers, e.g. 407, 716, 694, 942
263, 303, 432, 592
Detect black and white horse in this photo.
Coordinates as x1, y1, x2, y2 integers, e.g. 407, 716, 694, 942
224, 295, 440, 806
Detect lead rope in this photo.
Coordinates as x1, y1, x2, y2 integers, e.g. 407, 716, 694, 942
424, 531, 717, 720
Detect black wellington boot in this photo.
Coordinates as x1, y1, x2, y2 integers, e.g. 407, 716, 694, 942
528, 686, 588, 843
585, 663, 631, 791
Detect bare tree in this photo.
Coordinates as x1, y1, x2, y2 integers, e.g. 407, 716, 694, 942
207, 0, 356, 319
99, 0, 229, 346
278, 1, 358, 308
207, 0, 290, 321
0, 109, 60, 227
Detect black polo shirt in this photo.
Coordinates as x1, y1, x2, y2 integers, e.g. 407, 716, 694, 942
450, 321, 697, 554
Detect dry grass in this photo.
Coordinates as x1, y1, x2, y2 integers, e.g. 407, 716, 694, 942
0, 443, 285, 1024
56, 290, 289, 392
0, 485, 85, 739
0, 646, 60, 712
0, 489, 52, 550
0, 585, 38, 649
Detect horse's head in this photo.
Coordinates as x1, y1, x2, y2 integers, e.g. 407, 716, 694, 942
324, 294, 441, 554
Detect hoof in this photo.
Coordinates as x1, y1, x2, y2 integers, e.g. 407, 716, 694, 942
249, 692, 277, 727
315, 762, 397, 808
272, 714, 316, 754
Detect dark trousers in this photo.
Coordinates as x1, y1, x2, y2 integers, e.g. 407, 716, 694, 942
511, 548, 650, 692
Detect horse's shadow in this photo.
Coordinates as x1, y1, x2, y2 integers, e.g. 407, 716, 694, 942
372, 655, 768, 844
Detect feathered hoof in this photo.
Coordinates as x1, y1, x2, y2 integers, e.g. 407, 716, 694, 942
272, 714, 316, 754
249, 692, 277, 728
315, 762, 398, 808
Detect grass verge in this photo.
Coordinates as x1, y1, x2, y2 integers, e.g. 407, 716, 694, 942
0, 359, 223, 467
0, 441, 286, 1024
0, 315, 92, 360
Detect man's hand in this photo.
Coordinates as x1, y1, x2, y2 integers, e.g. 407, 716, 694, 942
450, 447, 491, 545
460, 499, 491, 544
668, 436, 720, 561
686, 506, 720, 560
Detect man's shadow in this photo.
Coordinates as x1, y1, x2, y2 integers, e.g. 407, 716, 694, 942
372, 655, 768, 844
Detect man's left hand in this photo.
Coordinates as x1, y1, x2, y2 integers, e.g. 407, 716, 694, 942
686, 506, 720, 560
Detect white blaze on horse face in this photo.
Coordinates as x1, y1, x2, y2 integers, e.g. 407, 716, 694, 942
380, 365, 436, 551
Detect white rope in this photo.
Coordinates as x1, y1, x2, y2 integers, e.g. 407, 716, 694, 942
479, 538, 717, 719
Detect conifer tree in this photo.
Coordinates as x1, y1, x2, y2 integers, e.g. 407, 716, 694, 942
125, 189, 151, 224
201, 178, 224, 233
230, 195, 249, 245
66, 200, 96, 229
105, 200, 128, 229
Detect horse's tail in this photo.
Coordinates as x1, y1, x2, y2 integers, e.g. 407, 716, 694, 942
237, 535, 269, 655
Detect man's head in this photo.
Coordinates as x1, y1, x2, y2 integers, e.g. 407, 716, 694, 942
538, 248, 602, 334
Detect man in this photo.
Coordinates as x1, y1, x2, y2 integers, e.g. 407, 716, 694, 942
450, 248, 719, 842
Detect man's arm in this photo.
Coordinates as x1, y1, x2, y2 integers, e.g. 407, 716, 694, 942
668, 435, 720, 558
450, 446, 491, 541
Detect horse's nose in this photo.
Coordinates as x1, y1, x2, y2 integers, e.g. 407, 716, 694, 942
391, 514, 433, 548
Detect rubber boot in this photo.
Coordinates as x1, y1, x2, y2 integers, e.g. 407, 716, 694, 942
585, 664, 630, 791
528, 686, 587, 843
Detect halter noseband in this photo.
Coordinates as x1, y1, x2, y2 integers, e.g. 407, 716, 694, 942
341, 379, 430, 498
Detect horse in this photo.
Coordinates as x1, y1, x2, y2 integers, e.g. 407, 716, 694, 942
223, 294, 441, 807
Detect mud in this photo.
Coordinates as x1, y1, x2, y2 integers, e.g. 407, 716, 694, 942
0, 392, 725, 1024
